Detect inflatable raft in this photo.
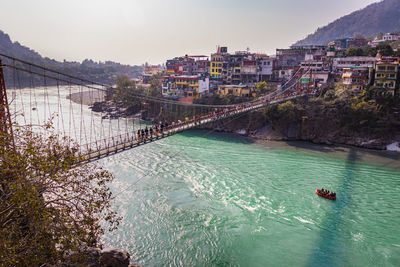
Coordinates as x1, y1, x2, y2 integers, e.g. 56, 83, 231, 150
316, 189, 336, 200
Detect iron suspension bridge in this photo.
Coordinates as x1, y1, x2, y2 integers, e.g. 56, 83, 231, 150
0, 53, 315, 163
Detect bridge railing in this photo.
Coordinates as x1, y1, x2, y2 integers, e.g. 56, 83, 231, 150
80, 91, 317, 161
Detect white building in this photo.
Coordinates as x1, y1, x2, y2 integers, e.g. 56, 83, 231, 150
257, 58, 273, 81
332, 57, 377, 72
300, 60, 324, 70
383, 33, 400, 42
198, 78, 210, 94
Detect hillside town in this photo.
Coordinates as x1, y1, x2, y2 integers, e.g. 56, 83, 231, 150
137, 33, 400, 103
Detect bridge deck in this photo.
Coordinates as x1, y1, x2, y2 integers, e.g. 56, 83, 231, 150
82, 95, 304, 162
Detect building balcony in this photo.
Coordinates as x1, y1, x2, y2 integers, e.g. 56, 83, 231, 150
375, 76, 397, 80
375, 69, 398, 73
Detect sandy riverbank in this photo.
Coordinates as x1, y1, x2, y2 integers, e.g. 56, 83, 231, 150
66, 90, 105, 105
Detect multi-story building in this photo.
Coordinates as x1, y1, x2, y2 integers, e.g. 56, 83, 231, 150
162, 75, 209, 98
210, 46, 228, 79
374, 60, 399, 96
342, 67, 372, 91
276, 45, 327, 68
166, 55, 209, 76
217, 84, 256, 98
166, 58, 184, 75
300, 70, 330, 89
210, 47, 274, 86
369, 33, 400, 47
222, 51, 246, 85
298, 59, 330, 88
300, 60, 325, 70
383, 33, 400, 42
257, 56, 274, 82
191, 56, 210, 75
332, 57, 376, 72
167, 47, 276, 95
241, 59, 258, 84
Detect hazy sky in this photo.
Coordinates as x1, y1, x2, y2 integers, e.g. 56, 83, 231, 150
1, 0, 378, 65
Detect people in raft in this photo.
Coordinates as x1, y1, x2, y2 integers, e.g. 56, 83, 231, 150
320, 188, 336, 197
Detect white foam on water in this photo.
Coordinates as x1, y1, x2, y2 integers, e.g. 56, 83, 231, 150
294, 216, 315, 225
253, 226, 267, 233
204, 215, 213, 227
351, 232, 364, 242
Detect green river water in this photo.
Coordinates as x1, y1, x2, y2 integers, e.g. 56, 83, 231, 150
9, 87, 400, 266
100, 131, 400, 267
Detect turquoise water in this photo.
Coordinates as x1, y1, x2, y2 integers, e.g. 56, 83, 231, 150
9, 87, 400, 266
100, 131, 400, 266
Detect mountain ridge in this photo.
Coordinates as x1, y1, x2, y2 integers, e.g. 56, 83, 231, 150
294, 0, 400, 46
0, 29, 143, 86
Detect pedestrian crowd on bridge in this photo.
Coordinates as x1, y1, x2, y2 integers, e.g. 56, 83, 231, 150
85, 89, 313, 152
133, 88, 314, 143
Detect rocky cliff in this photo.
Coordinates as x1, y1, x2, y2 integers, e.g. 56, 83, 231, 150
204, 97, 400, 151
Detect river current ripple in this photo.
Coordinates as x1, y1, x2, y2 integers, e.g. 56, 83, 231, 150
101, 131, 400, 267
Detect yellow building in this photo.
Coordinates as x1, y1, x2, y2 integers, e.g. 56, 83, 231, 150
217, 85, 256, 98
210, 46, 228, 78
210, 54, 223, 78
173, 76, 200, 94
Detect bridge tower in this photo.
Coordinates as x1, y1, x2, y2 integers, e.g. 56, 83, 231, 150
296, 68, 303, 93
0, 60, 14, 145
307, 69, 313, 94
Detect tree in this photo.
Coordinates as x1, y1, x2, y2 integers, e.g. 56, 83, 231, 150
256, 81, 268, 95
277, 101, 298, 122
111, 75, 144, 113
146, 75, 163, 98
366, 43, 394, 57
377, 43, 394, 56
345, 47, 365, 57
0, 126, 120, 266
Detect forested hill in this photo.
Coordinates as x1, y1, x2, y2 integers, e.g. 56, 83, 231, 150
293, 0, 400, 46
0, 29, 143, 87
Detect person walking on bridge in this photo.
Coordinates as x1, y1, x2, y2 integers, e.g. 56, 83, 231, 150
160, 122, 164, 134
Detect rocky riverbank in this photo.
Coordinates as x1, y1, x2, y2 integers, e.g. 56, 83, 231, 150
67, 90, 106, 105
197, 108, 400, 151
63, 247, 138, 267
